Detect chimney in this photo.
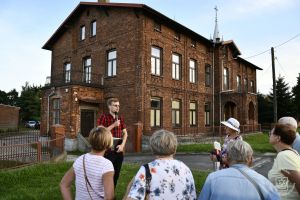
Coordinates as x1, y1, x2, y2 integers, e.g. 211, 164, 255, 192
98, 0, 110, 2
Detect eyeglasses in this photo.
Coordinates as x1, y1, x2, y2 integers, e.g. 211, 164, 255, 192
111, 104, 120, 107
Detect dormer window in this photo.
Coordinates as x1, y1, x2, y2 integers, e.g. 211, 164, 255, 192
154, 21, 161, 32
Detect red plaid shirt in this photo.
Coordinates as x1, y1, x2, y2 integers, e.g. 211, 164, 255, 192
97, 113, 126, 138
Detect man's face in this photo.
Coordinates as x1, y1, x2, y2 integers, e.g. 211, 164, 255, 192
109, 101, 120, 113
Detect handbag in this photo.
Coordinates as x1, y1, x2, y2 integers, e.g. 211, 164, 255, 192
232, 166, 265, 200
83, 155, 104, 200
123, 163, 152, 200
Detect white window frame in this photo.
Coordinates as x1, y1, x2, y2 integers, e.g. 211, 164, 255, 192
107, 50, 117, 77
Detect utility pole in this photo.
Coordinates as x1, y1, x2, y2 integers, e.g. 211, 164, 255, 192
271, 47, 277, 122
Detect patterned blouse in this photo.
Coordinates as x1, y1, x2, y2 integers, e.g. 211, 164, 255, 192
127, 159, 197, 200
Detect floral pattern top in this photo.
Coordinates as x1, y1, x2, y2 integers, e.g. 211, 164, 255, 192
127, 159, 197, 200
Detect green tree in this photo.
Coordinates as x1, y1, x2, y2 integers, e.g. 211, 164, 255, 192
0, 89, 19, 106
18, 82, 42, 122
292, 73, 300, 120
269, 75, 293, 120
257, 92, 273, 123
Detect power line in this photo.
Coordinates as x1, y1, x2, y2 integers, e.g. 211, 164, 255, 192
244, 33, 300, 59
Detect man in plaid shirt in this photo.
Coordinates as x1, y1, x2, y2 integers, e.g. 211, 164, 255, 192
97, 97, 128, 187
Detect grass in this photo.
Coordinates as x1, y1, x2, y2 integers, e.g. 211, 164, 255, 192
0, 162, 209, 200
177, 132, 275, 153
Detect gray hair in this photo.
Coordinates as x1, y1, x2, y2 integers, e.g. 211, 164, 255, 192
150, 129, 178, 156
227, 140, 253, 163
278, 116, 298, 130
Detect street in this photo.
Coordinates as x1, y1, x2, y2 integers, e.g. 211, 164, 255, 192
124, 152, 275, 177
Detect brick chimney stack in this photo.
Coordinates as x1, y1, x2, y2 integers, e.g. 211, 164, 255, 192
98, 0, 110, 2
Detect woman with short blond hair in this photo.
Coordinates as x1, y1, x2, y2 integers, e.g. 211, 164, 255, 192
60, 126, 115, 200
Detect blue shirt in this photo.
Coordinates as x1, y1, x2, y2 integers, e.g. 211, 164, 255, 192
198, 164, 280, 200
292, 132, 300, 154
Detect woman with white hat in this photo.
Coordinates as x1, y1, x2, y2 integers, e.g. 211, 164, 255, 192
211, 118, 243, 169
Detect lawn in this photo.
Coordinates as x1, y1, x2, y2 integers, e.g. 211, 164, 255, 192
0, 162, 209, 200
177, 132, 275, 153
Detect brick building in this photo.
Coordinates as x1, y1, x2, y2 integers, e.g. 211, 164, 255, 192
41, 2, 262, 151
0, 104, 20, 131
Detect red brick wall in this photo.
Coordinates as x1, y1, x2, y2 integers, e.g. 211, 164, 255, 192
0, 104, 20, 131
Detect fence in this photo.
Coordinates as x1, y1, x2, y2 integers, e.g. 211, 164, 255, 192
0, 131, 65, 169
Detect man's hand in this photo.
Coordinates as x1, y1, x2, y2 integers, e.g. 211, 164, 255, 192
113, 120, 120, 128
281, 169, 300, 195
116, 144, 124, 153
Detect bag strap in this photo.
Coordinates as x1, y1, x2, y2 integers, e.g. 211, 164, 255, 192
143, 164, 152, 195
233, 166, 265, 200
83, 155, 104, 200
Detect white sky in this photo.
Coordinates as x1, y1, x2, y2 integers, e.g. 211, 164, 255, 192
0, 0, 299, 94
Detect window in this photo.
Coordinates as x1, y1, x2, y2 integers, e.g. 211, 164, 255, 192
205, 64, 212, 86
90, 20, 96, 37
53, 99, 60, 125
151, 47, 162, 75
172, 100, 181, 127
150, 98, 161, 127
223, 67, 229, 90
237, 75, 241, 92
107, 50, 117, 77
250, 80, 255, 93
64, 63, 71, 83
189, 101, 197, 126
172, 53, 181, 80
154, 21, 161, 31
174, 32, 180, 41
83, 57, 91, 83
244, 78, 248, 92
189, 59, 196, 83
191, 39, 196, 48
80, 25, 85, 40
205, 102, 210, 126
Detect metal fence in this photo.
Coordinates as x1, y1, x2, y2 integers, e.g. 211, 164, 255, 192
0, 131, 65, 169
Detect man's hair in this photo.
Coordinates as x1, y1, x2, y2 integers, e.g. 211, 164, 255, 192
150, 129, 178, 156
273, 123, 296, 145
227, 140, 253, 163
89, 126, 112, 151
107, 97, 119, 107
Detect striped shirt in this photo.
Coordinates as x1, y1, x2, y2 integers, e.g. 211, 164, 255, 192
97, 113, 126, 138
73, 153, 114, 200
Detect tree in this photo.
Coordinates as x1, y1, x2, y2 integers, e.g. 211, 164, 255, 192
292, 73, 300, 120
269, 75, 294, 120
257, 92, 273, 123
0, 89, 19, 106
18, 82, 42, 122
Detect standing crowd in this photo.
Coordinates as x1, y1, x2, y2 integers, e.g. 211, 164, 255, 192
60, 98, 300, 200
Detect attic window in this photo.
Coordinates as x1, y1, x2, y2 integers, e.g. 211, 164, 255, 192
191, 39, 196, 48
80, 25, 86, 41
154, 21, 161, 32
174, 32, 180, 41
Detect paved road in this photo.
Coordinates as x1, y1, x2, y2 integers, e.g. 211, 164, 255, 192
124, 152, 275, 177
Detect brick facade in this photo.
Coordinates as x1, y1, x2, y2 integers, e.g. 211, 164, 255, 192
0, 104, 20, 131
41, 2, 261, 151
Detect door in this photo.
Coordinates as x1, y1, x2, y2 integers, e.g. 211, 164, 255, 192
80, 109, 95, 137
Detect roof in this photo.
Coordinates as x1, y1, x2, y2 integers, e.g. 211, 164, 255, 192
222, 40, 241, 56
237, 57, 263, 70
42, 2, 212, 50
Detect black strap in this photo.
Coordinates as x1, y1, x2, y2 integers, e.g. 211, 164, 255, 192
143, 164, 152, 195
83, 155, 104, 200
281, 148, 299, 155
233, 166, 265, 200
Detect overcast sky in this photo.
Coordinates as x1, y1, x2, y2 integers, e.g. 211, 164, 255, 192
0, 0, 299, 94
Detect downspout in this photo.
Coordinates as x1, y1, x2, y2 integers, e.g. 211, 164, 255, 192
212, 43, 215, 137
47, 89, 56, 136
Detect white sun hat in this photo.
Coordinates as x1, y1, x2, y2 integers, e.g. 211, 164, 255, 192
221, 118, 240, 133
